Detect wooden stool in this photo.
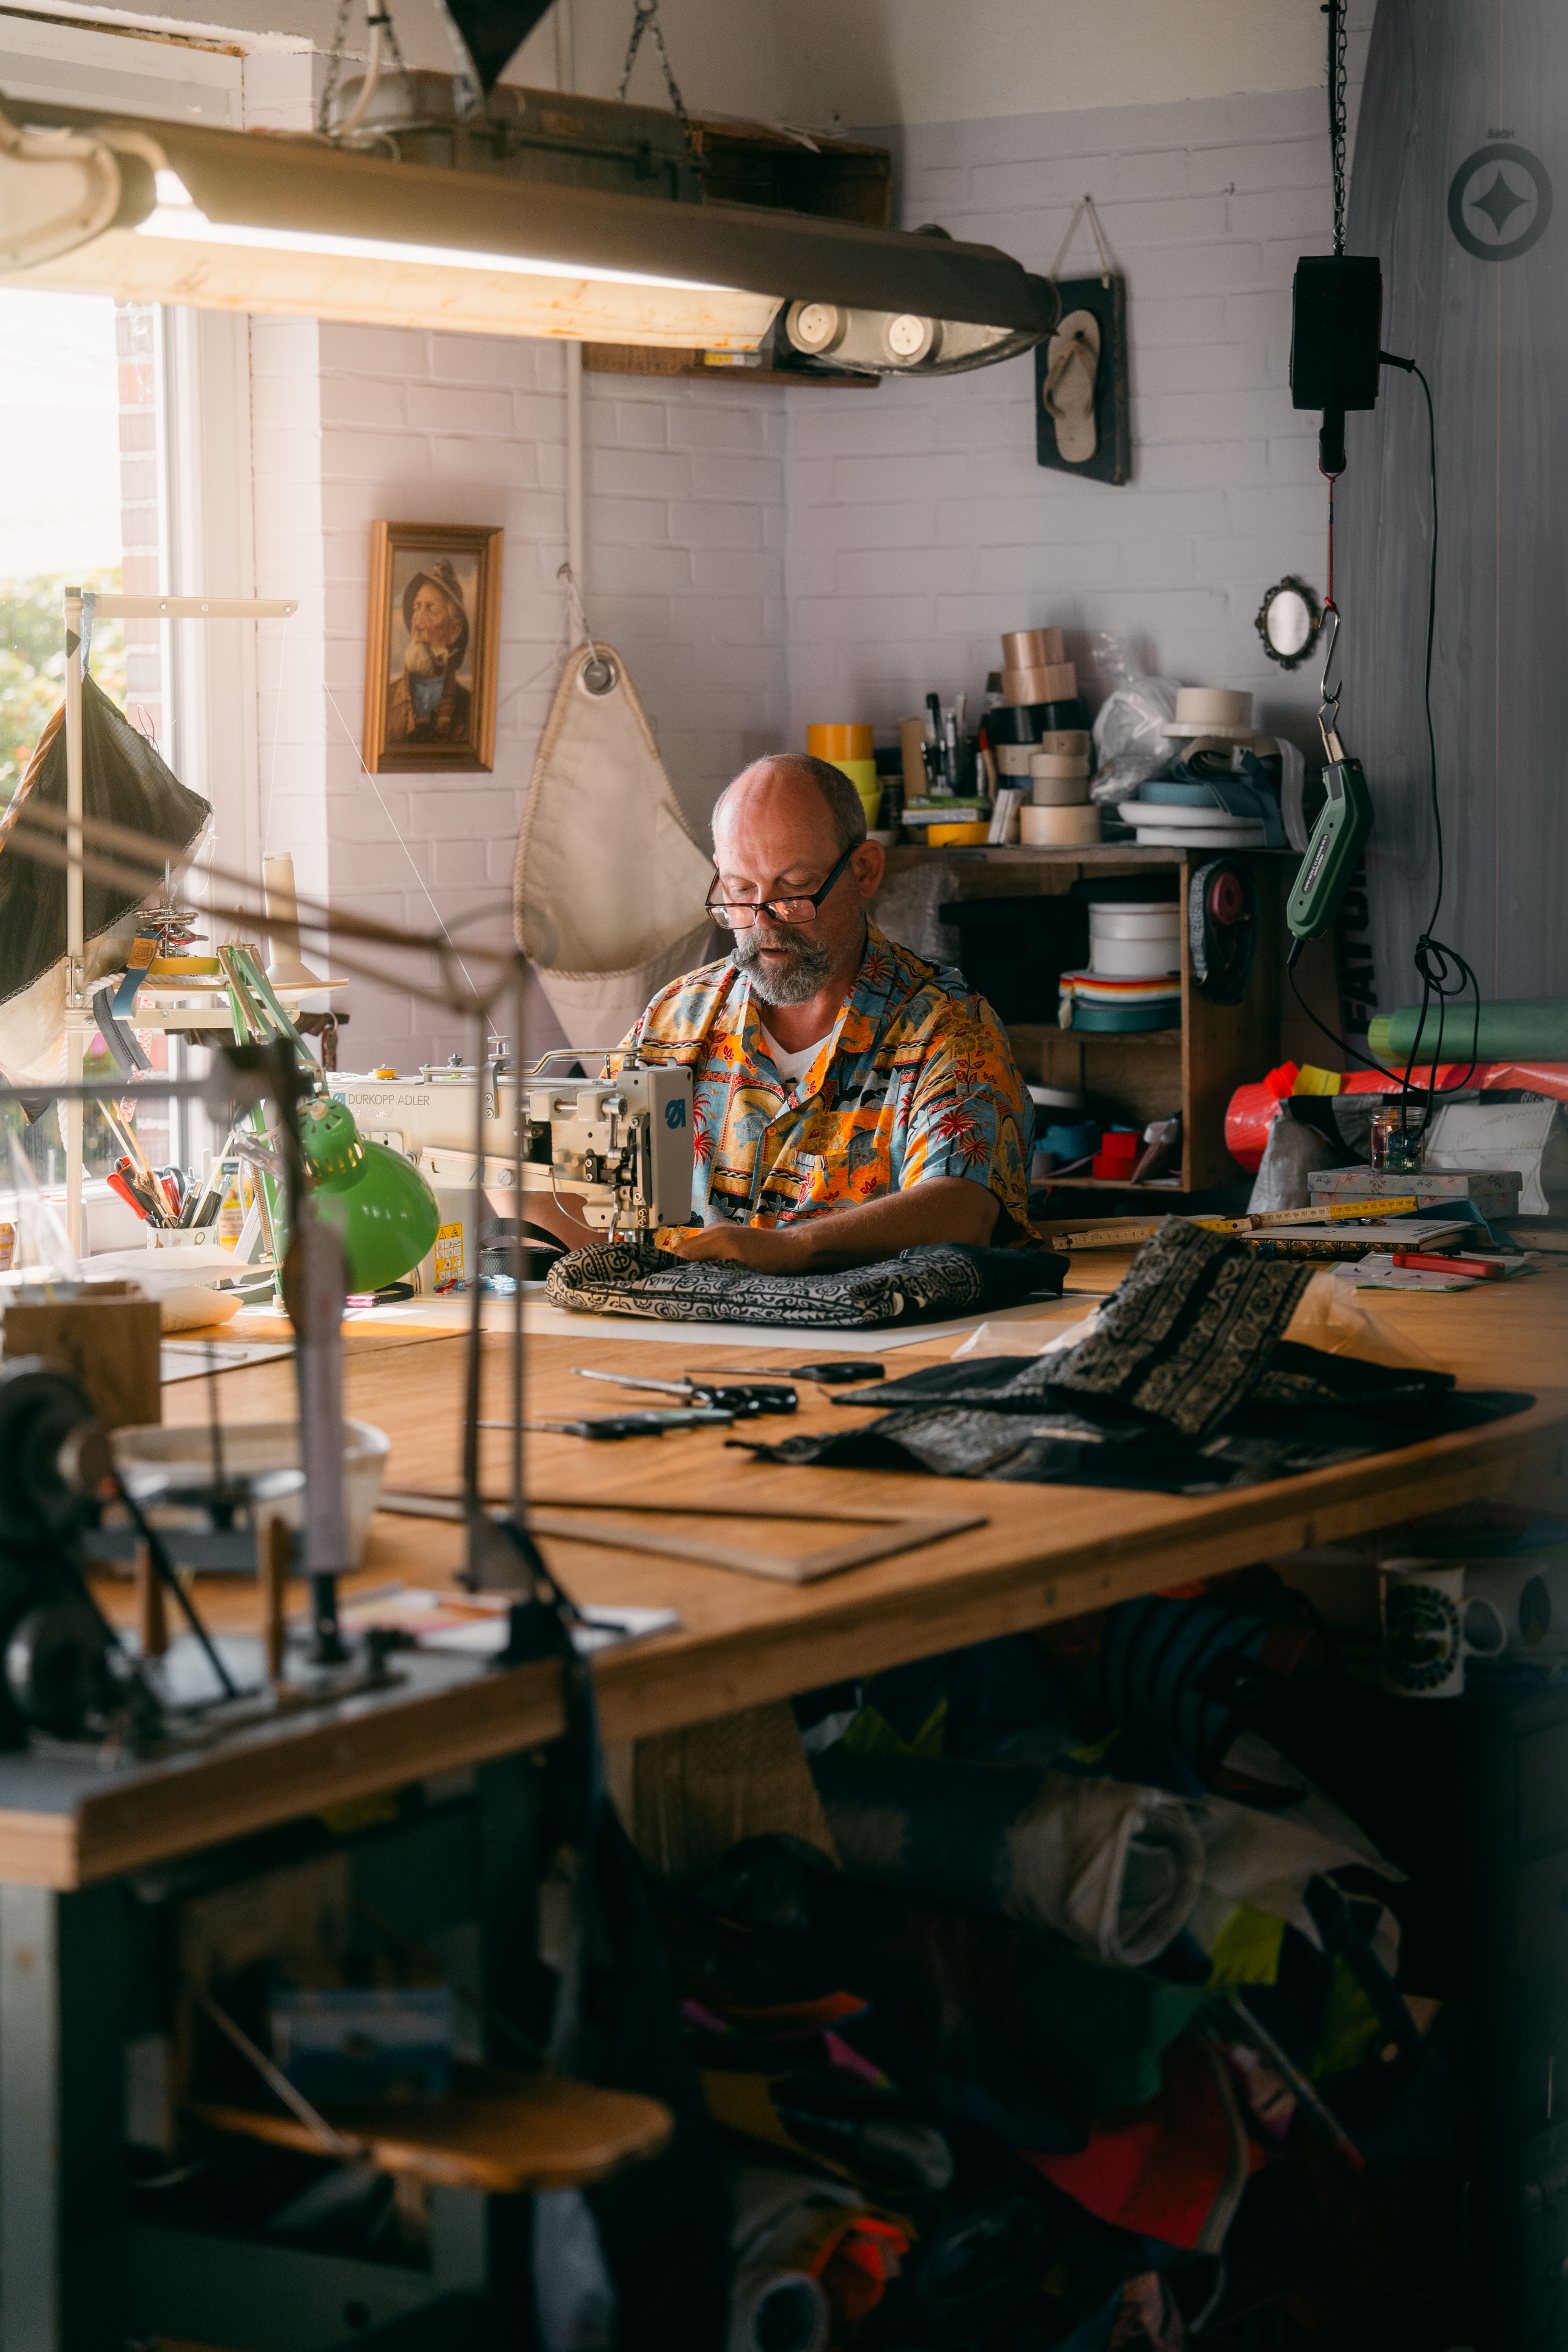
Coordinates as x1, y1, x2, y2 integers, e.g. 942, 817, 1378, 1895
184, 2063, 671, 2193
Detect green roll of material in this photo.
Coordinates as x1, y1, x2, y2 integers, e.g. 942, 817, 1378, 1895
1368, 998, 1568, 1063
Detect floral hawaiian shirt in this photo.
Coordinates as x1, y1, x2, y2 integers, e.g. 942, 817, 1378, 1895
617, 922, 1038, 1247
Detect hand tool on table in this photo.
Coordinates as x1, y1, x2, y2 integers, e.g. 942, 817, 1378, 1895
572, 1366, 797, 1416
713, 1360, 887, 1386
527, 1407, 737, 1440
108, 1161, 159, 1223
1390, 1248, 1510, 1280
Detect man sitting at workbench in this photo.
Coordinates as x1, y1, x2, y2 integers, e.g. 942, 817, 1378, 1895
528, 753, 1037, 1269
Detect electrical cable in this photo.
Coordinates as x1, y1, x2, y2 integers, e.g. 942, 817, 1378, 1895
1287, 350, 1482, 1111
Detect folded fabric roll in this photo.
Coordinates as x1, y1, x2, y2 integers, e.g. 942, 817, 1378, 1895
813, 1751, 1206, 1964
544, 1239, 1067, 1327
729, 2265, 828, 2352
728, 2161, 909, 2350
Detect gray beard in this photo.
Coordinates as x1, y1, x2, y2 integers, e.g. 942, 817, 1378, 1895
405, 640, 452, 679
729, 928, 834, 1006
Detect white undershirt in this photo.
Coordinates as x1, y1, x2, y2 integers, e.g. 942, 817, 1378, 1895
761, 1025, 832, 1084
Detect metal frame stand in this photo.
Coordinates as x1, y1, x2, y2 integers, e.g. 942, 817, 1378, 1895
59, 589, 297, 1257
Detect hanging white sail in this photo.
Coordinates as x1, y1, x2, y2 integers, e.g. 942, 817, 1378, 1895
513, 641, 714, 1052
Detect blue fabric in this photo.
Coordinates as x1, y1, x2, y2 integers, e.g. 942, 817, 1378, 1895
1089, 1597, 1275, 1792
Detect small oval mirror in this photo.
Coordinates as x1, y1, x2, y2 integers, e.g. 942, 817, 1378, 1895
1255, 575, 1322, 669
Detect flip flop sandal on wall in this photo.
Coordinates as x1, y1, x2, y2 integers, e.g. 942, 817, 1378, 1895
1042, 310, 1101, 464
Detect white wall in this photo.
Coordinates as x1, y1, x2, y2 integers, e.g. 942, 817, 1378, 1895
785, 82, 1341, 752
3, 0, 1362, 126
3, 0, 1378, 1070
294, 331, 789, 1069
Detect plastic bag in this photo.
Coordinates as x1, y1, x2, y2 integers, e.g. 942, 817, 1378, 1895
1282, 1270, 1438, 1372
1085, 635, 1180, 805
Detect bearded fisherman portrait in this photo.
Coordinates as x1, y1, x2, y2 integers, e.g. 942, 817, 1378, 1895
386, 557, 472, 747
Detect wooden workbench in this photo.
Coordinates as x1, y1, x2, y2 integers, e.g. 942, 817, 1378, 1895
3, 1252, 1564, 2352
40, 1249, 1542, 1898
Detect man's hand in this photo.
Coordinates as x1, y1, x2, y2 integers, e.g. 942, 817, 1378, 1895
672, 1177, 1000, 1272
672, 1222, 814, 1272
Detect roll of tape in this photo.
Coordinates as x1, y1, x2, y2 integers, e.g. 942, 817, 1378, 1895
1036, 729, 1090, 757
1001, 626, 1065, 670
994, 745, 1036, 777
1030, 775, 1091, 807
1029, 750, 1091, 779
807, 721, 873, 759
1173, 686, 1252, 729
1020, 802, 1101, 844
1002, 662, 1077, 706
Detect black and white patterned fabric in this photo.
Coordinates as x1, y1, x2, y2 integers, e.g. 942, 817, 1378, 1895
543, 1240, 1067, 1329
730, 1388, 1529, 1495
1042, 1216, 1317, 1437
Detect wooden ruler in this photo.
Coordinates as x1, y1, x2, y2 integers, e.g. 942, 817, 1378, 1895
1054, 1198, 1423, 1250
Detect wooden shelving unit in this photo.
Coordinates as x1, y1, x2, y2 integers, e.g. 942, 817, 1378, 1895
879, 843, 1296, 1195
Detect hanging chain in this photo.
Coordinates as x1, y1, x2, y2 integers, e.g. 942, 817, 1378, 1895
316, 0, 355, 132
317, 0, 413, 138
617, 0, 690, 138
379, 1, 411, 89
1326, 0, 1348, 256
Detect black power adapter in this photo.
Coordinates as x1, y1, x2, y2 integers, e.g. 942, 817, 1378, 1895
1289, 253, 1383, 474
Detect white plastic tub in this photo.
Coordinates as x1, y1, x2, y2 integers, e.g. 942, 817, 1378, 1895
1089, 937, 1182, 978
1089, 907, 1182, 941
111, 1419, 391, 1567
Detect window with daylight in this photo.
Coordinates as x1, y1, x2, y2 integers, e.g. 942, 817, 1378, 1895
0, 288, 175, 1186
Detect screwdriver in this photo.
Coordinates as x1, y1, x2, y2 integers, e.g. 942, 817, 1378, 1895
572, 1367, 797, 1416
527, 1408, 737, 1440
708, 1360, 885, 1386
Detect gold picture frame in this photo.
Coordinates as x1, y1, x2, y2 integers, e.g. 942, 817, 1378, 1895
362, 520, 503, 773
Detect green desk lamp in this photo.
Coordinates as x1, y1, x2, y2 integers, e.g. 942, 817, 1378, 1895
297, 1098, 439, 1291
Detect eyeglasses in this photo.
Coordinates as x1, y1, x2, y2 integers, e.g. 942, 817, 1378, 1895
705, 844, 855, 930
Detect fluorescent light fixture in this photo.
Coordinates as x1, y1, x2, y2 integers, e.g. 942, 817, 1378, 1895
0, 96, 1057, 358
137, 168, 740, 297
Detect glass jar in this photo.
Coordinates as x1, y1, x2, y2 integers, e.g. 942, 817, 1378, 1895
1369, 1105, 1426, 1173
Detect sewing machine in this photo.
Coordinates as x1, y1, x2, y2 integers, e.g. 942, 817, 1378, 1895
330, 1049, 694, 1239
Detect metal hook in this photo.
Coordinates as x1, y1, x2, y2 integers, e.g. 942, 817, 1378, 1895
1317, 603, 1343, 756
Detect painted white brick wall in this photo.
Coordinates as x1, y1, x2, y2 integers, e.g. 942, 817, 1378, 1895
785, 84, 1346, 750
290, 330, 788, 1070
242, 71, 1362, 1073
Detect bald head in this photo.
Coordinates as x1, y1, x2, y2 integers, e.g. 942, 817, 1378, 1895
712, 754, 868, 859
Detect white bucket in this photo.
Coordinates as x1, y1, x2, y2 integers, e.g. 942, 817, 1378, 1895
112, 1418, 391, 1567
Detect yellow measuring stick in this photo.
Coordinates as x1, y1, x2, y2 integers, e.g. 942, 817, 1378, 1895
1205, 1197, 1421, 1231
1054, 1198, 1424, 1250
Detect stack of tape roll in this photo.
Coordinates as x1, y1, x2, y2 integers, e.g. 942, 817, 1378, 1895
1028, 744, 1093, 805
1088, 899, 1181, 978
993, 727, 1089, 781
1021, 802, 1099, 844
806, 722, 881, 832
1020, 729, 1099, 842
1059, 968, 1182, 1031
1000, 625, 1076, 709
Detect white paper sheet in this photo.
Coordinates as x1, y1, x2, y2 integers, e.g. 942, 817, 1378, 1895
316, 1289, 1087, 1355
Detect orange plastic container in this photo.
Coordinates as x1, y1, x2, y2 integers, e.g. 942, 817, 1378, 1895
807, 723, 874, 761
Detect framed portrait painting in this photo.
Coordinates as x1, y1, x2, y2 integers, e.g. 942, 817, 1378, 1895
362, 521, 503, 773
